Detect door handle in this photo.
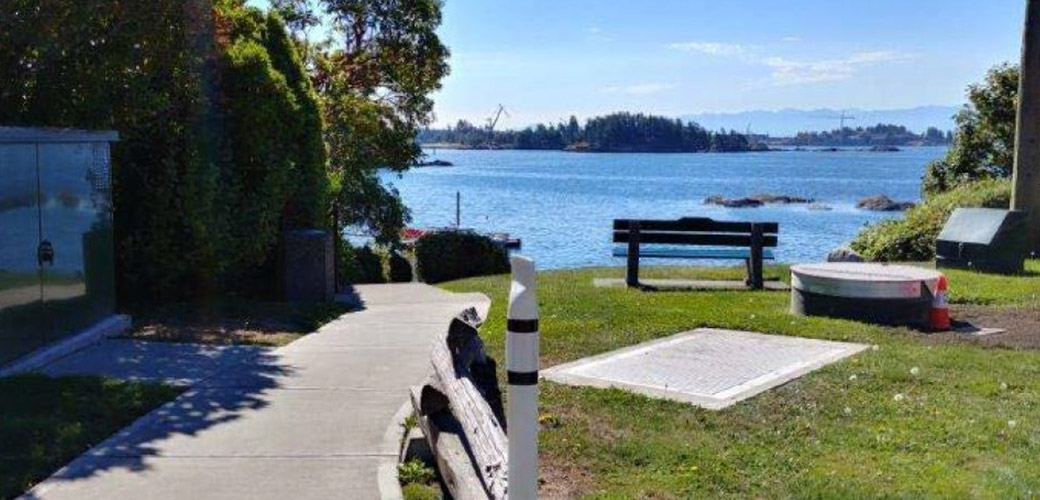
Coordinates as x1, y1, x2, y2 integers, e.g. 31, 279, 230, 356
38, 240, 54, 266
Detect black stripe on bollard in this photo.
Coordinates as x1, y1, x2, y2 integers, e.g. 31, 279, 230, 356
507, 370, 539, 385
507, 319, 539, 333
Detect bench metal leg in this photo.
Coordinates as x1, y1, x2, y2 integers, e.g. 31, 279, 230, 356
626, 221, 641, 287
748, 224, 764, 290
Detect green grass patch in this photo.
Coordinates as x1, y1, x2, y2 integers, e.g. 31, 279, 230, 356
0, 375, 181, 499
441, 264, 1040, 498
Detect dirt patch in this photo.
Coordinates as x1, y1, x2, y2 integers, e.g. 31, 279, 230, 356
919, 305, 1040, 350
125, 300, 351, 347
539, 453, 594, 500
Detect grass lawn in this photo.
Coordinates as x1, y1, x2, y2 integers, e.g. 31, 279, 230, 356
0, 374, 181, 499
123, 299, 352, 347
441, 261, 1040, 498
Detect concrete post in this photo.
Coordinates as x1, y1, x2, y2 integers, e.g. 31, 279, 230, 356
506, 255, 539, 499
1013, 0, 1040, 254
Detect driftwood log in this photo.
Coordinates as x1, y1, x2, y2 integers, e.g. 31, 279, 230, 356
413, 307, 508, 500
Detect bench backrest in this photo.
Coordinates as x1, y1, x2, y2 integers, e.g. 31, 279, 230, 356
612, 217, 779, 247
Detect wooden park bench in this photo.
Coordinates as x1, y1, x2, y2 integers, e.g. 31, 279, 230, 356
612, 217, 779, 289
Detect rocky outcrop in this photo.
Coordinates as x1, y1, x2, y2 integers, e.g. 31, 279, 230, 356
869, 145, 901, 152
856, 195, 915, 211
827, 247, 865, 262
415, 159, 454, 167
705, 195, 762, 208
705, 193, 814, 208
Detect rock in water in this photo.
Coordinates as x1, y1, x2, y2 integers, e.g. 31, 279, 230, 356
828, 247, 865, 262
856, 195, 915, 211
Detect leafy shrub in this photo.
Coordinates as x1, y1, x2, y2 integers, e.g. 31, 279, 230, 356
354, 245, 386, 284
850, 179, 1011, 261
401, 483, 441, 500
389, 252, 414, 283
415, 231, 510, 284
0, 3, 328, 303
398, 459, 436, 485
337, 239, 362, 285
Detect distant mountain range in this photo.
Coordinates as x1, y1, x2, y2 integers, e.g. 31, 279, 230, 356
678, 105, 961, 136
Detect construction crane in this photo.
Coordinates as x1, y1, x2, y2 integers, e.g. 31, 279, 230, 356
485, 104, 509, 147
811, 110, 856, 146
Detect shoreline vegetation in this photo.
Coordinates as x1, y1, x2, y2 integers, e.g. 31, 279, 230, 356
418, 112, 951, 154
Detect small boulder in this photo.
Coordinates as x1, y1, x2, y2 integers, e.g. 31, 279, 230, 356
856, 195, 915, 211
828, 247, 865, 262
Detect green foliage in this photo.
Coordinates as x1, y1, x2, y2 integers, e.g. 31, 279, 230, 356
0, 375, 180, 499
397, 459, 437, 485
389, 252, 414, 283
401, 483, 442, 500
923, 64, 1018, 194
415, 232, 510, 284
354, 245, 387, 284
850, 179, 1011, 261
312, 0, 450, 244
0, 2, 330, 302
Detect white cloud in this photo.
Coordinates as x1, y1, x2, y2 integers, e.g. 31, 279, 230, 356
585, 26, 614, 42
781, 36, 802, 43
762, 51, 915, 86
601, 83, 678, 95
669, 40, 915, 86
668, 41, 745, 57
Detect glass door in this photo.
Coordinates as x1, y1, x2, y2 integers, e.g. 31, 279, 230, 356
0, 143, 45, 364
37, 142, 116, 342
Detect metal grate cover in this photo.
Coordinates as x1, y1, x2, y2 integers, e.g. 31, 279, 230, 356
542, 329, 869, 409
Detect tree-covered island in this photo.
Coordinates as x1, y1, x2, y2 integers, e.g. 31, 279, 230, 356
419, 112, 766, 153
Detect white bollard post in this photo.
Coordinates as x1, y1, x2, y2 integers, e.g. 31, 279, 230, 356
507, 255, 539, 499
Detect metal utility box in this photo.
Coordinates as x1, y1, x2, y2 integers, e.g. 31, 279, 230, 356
283, 229, 334, 302
1, 127, 119, 365
936, 208, 1028, 274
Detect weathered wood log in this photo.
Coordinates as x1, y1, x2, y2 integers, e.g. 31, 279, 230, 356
429, 308, 509, 499
410, 386, 487, 500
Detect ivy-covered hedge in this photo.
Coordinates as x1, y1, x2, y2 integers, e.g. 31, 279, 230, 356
0, 2, 329, 302
850, 179, 1011, 262
415, 232, 510, 284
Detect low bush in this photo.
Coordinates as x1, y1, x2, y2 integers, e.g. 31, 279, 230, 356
415, 231, 510, 284
337, 240, 386, 284
389, 252, 414, 283
354, 245, 387, 284
850, 178, 1011, 261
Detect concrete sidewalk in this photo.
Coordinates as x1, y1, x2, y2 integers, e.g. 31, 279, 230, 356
24, 284, 490, 500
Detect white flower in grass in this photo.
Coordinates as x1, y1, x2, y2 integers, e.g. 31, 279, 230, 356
910, 367, 920, 376
1008, 420, 1018, 428
843, 407, 852, 416
871, 345, 880, 351
1000, 382, 1008, 391
893, 393, 906, 402
848, 374, 858, 381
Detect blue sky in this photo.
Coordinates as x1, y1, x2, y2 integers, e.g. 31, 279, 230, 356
432, 0, 1023, 127
254, 0, 1026, 128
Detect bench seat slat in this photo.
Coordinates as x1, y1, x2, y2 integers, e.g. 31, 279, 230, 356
614, 218, 779, 233
612, 247, 775, 260
613, 232, 778, 247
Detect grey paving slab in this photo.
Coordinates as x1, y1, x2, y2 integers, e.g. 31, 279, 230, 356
199, 347, 433, 389
25, 283, 491, 500
39, 340, 267, 386
86, 388, 405, 458
24, 456, 387, 500
543, 328, 870, 410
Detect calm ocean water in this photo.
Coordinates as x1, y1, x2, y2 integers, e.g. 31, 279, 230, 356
380, 147, 947, 269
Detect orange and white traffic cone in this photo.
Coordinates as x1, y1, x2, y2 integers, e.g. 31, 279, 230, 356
929, 274, 951, 332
